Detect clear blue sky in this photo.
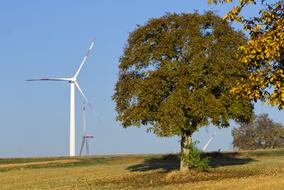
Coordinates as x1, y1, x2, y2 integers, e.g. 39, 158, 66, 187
0, 0, 283, 157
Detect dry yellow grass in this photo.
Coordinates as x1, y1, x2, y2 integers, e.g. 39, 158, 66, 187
0, 150, 283, 190
0, 159, 80, 169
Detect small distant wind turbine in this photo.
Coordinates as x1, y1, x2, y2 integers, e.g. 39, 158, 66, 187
27, 40, 95, 157
202, 130, 217, 152
79, 102, 94, 156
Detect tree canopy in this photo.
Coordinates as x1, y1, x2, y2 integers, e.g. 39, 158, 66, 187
232, 113, 284, 150
113, 12, 253, 171
209, 0, 284, 108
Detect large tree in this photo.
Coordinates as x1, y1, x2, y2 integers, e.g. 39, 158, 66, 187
113, 12, 253, 171
232, 114, 284, 150
209, 0, 284, 108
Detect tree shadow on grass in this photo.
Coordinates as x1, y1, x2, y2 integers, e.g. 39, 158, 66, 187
206, 152, 255, 168
128, 154, 179, 172
127, 152, 255, 172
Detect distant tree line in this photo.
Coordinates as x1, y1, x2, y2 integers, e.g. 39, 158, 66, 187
232, 114, 284, 150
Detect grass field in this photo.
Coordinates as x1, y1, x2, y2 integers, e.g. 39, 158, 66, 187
0, 149, 284, 190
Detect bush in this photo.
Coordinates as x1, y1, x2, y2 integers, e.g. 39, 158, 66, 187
180, 142, 210, 171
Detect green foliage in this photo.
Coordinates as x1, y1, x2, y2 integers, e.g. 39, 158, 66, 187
232, 114, 284, 150
113, 12, 253, 171
113, 12, 253, 136
181, 142, 210, 171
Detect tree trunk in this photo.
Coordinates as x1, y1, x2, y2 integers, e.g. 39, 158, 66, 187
180, 130, 192, 172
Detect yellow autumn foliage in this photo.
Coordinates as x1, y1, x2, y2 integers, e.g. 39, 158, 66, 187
210, 0, 284, 108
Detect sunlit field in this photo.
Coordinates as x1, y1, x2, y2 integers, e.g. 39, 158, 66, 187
0, 149, 284, 190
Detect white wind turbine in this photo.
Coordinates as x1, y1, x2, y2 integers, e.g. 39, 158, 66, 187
202, 130, 217, 152
27, 40, 95, 157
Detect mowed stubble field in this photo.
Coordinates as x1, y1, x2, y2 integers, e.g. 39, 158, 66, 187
0, 149, 284, 190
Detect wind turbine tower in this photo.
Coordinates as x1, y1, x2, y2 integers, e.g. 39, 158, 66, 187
28, 40, 95, 157
79, 103, 94, 156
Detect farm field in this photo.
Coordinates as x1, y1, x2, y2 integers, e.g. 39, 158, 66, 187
0, 149, 284, 190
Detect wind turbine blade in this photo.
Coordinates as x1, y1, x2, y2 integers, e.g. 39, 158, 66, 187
74, 39, 95, 79
27, 78, 72, 82
202, 131, 218, 151
75, 81, 93, 110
